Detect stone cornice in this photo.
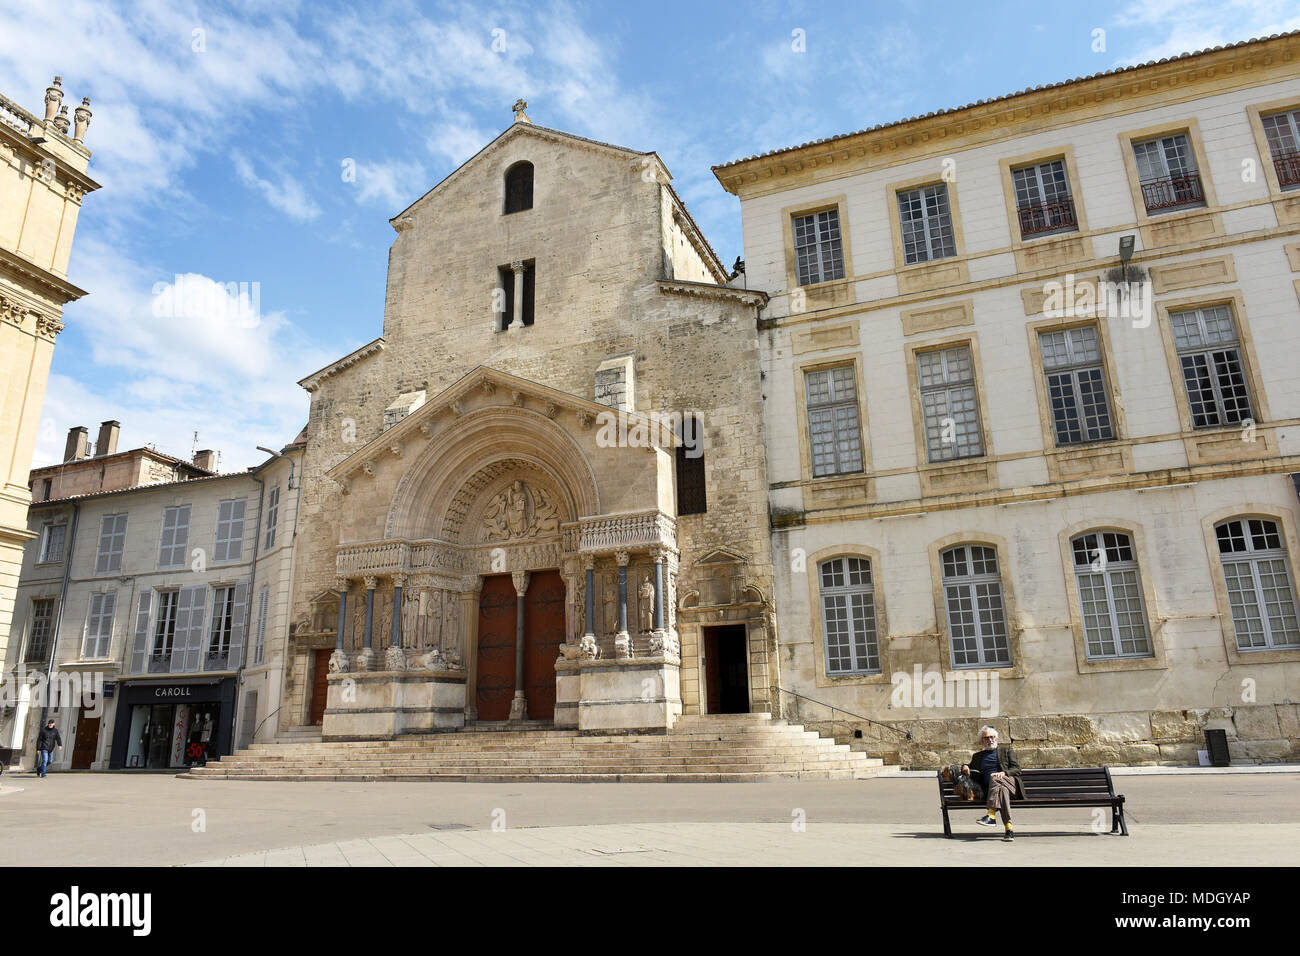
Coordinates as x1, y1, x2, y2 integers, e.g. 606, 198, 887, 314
714, 32, 1300, 196
657, 278, 768, 307
298, 337, 385, 392
0, 247, 87, 305
0, 106, 99, 190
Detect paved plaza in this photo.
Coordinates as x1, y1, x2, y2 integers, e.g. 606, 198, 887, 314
2, 769, 1296, 866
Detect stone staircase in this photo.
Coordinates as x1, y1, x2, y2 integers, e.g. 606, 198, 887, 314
183, 713, 896, 783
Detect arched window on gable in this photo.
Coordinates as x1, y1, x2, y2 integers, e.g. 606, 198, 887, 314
504, 161, 533, 214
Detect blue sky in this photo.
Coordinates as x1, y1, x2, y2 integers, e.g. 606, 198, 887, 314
4, 0, 1299, 471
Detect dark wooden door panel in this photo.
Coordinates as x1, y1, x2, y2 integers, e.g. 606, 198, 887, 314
476, 574, 518, 720
309, 648, 332, 725
523, 570, 565, 720
71, 708, 100, 769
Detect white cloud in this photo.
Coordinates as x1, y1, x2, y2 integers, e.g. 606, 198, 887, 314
231, 151, 322, 222
350, 158, 428, 212
32, 238, 342, 471
1114, 0, 1300, 64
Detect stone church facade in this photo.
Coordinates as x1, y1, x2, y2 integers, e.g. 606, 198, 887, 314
285, 106, 775, 737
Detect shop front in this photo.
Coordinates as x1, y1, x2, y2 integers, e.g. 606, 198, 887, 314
108, 677, 237, 770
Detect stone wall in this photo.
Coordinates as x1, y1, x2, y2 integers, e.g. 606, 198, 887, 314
804, 704, 1300, 769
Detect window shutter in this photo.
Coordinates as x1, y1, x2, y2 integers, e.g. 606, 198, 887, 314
181, 585, 207, 672
170, 587, 194, 672
130, 591, 152, 675
227, 580, 249, 669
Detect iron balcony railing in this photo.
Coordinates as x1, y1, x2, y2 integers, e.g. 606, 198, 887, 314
1274, 152, 1300, 189
1017, 198, 1078, 238
1140, 172, 1206, 212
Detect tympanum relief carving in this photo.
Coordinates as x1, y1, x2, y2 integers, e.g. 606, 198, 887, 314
480, 479, 562, 542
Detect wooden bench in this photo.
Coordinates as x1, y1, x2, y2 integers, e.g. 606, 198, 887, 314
938, 766, 1128, 837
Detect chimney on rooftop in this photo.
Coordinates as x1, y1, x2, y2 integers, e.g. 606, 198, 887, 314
63, 426, 88, 462
96, 420, 120, 457
193, 449, 216, 472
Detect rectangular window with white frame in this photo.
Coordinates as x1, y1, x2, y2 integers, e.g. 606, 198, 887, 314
214, 499, 246, 563
898, 184, 956, 264
1011, 159, 1077, 238
95, 514, 128, 575
917, 344, 984, 462
1132, 133, 1205, 213
38, 523, 67, 564
1039, 326, 1115, 445
150, 589, 180, 673
1168, 304, 1253, 429
792, 209, 845, 286
158, 505, 191, 569
83, 592, 116, 659
264, 485, 280, 550
805, 365, 864, 478
1261, 108, 1300, 190
208, 585, 236, 667
25, 597, 55, 663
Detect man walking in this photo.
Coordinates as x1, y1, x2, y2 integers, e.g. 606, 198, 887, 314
961, 726, 1025, 841
35, 718, 62, 778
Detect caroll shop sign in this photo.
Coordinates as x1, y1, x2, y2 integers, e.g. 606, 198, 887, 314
153, 686, 193, 698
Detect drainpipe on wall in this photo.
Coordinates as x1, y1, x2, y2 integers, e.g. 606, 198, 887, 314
232, 470, 266, 755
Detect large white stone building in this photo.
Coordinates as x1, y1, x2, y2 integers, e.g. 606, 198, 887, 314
713, 33, 1300, 766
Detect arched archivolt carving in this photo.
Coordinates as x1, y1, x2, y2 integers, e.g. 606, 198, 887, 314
386, 406, 599, 541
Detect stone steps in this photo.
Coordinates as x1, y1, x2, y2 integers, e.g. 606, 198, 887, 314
183, 764, 878, 780
208, 753, 883, 769
182, 714, 898, 783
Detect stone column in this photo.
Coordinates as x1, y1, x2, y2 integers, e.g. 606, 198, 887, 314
509, 259, 525, 330
357, 575, 377, 671
583, 555, 595, 639
653, 551, 666, 632
462, 577, 482, 721
386, 573, 406, 670
614, 551, 631, 659
510, 571, 530, 720
329, 577, 351, 672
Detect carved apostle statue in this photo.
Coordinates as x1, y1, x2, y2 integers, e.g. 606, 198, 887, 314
639, 573, 655, 632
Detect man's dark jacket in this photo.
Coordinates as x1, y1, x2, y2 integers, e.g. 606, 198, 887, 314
36, 725, 62, 751
968, 745, 1027, 798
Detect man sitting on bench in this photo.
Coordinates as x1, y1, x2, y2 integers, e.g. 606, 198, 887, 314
962, 726, 1024, 842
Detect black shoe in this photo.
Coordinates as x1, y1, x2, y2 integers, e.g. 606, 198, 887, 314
976, 814, 997, 827
1002, 830, 1014, 842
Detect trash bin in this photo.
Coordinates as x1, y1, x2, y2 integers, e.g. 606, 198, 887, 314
1204, 728, 1230, 767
